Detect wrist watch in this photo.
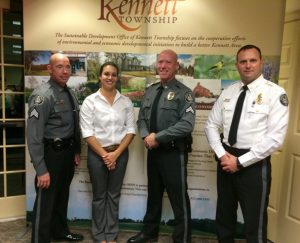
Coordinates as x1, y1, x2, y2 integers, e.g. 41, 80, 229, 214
236, 159, 244, 170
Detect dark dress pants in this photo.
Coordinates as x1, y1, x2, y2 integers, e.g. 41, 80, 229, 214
31, 143, 75, 243
142, 147, 191, 243
216, 157, 271, 243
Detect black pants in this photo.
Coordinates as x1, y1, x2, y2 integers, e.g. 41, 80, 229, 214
31, 143, 75, 243
142, 147, 191, 243
216, 148, 271, 243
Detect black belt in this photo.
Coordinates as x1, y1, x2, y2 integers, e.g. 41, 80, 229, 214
44, 137, 74, 151
221, 143, 271, 169
158, 138, 189, 152
222, 142, 250, 157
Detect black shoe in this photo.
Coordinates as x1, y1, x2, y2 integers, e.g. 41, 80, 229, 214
53, 232, 84, 242
127, 232, 158, 243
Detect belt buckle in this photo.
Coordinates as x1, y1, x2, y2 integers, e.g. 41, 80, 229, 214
53, 138, 64, 151
105, 144, 118, 152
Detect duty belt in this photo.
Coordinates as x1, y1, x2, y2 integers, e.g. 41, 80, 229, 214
44, 137, 74, 152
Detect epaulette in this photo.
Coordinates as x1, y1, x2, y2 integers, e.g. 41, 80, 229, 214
228, 80, 240, 87
146, 80, 160, 88
265, 80, 276, 87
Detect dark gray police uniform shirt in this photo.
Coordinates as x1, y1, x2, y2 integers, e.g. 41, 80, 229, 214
137, 79, 196, 143
27, 79, 80, 176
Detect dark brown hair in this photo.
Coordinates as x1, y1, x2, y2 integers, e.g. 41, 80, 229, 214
99, 62, 119, 77
236, 44, 262, 61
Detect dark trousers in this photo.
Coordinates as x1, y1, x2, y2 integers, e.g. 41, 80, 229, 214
31, 143, 75, 243
216, 151, 271, 243
143, 147, 191, 243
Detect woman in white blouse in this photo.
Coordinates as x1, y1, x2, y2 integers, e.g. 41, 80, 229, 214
80, 62, 135, 243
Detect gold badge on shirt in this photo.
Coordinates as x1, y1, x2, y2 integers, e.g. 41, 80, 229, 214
256, 93, 262, 104
167, 92, 175, 100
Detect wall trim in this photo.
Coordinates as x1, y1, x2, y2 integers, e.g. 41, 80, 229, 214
285, 9, 300, 23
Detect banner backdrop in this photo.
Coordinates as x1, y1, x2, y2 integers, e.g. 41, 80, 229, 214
24, 0, 285, 236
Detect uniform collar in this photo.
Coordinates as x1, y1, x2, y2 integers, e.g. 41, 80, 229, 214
160, 78, 178, 90
246, 74, 264, 92
49, 79, 65, 92
239, 74, 264, 92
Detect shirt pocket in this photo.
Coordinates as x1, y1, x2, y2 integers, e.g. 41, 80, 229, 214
222, 101, 235, 127
142, 98, 152, 121
161, 101, 179, 124
53, 102, 70, 126
247, 104, 269, 126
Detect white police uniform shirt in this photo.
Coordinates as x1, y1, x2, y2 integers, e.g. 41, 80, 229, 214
80, 89, 136, 146
205, 75, 289, 167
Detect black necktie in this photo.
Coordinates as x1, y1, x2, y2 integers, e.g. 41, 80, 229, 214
150, 86, 163, 132
228, 85, 248, 146
64, 86, 81, 152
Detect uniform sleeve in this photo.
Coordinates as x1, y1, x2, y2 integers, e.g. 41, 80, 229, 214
137, 90, 150, 139
27, 93, 51, 176
204, 93, 227, 158
80, 96, 95, 139
125, 98, 136, 135
155, 91, 196, 143
70, 89, 81, 153
239, 91, 289, 167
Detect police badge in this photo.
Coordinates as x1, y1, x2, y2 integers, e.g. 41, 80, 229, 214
256, 93, 262, 105
167, 92, 175, 100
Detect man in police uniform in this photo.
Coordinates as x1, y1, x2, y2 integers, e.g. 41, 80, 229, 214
205, 45, 289, 243
127, 49, 195, 243
27, 53, 83, 243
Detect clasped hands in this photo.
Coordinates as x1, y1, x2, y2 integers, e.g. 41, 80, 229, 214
102, 152, 117, 170
143, 133, 159, 150
220, 152, 240, 174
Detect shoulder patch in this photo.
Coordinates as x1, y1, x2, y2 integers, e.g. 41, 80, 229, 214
34, 95, 44, 105
280, 94, 288, 106
185, 92, 193, 102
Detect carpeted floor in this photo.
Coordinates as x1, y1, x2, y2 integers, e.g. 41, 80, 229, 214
0, 218, 248, 243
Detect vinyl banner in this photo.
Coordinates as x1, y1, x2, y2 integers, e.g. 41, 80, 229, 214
24, 0, 285, 236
